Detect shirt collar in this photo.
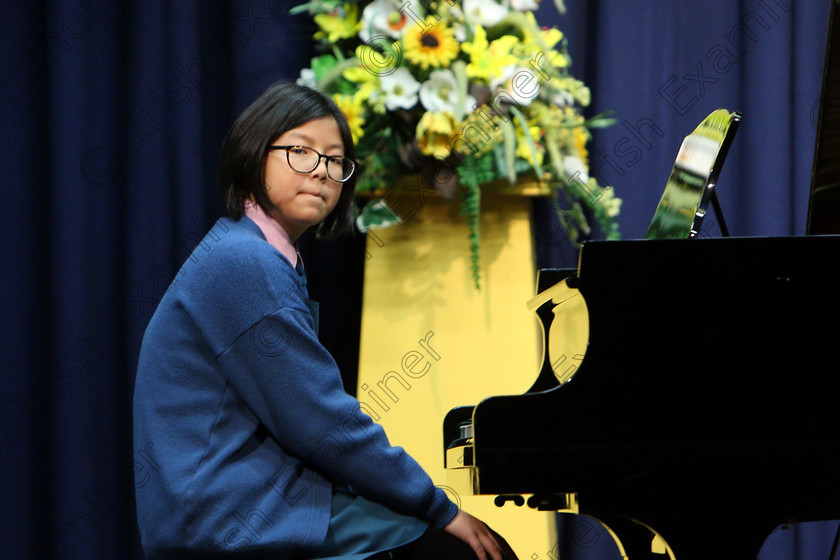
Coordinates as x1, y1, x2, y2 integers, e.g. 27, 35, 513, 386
243, 201, 299, 269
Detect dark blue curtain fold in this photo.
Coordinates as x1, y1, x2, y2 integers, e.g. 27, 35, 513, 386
1, 2, 317, 558
1, 1, 837, 559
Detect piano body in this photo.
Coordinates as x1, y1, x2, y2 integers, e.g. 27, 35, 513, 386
445, 237, 840, 559
444, 2, 840, 558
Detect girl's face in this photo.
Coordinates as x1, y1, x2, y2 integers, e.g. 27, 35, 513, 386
263, 116, 345, 241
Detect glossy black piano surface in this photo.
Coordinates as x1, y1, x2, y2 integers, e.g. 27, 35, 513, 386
444, 235, 840, 560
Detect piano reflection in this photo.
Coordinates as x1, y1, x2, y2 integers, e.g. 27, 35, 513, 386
443, 2, 840, 559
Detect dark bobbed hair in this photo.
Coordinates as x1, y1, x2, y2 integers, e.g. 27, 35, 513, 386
218, 81, 357, 239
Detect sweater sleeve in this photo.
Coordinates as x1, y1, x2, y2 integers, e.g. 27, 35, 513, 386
207, 249, 458, 529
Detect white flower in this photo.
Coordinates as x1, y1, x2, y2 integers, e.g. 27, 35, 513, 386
489, 65, 540, 107
463, 0, 510, 27
419, 70, 476, 115
550, 90, 575, 107
507, 0, 540, 11
419, 70, 459, 113
359, 0, 408, 42
296, 68, 317, 89
453, 23, 467, 42
379, 67, 421, 110
563, 155, 589, 184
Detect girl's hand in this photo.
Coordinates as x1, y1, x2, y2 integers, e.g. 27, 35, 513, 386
443, 510, 518, 560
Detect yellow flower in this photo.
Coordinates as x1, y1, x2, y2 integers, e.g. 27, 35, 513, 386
343, 54, 380, 105
563, 77, 591, 106
515, 124, 545, 167
314, 3, 362, 43
515, 13, 568, 70
332, 94, 366, 144
345, 57, 389, 113
402, 17, 460, 70
572, 126, 589, 166
458, 108, 500, 156
416, 111, 459, 159
461, 25, 519, 81
520, 12, 563, 50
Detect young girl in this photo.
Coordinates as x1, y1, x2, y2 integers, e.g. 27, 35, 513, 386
133, 81, 516, 560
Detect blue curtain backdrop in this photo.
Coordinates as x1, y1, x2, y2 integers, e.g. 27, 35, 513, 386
0, 1, 836, 559
534, 0, 833, 266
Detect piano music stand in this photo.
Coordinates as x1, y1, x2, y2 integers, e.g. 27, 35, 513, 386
709, 189, 730, 237
645, 109, 741, 240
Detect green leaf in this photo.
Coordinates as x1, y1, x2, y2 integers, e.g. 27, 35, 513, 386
498, 118, 517, 184
491, 144, 507, 178
355, 199, 402, 233
451, 60, 469, 122
311, 54, 338, 83
318, 57, 366, 91
584, 111, 617, 129
456, 158, 487, 290
288, 2, 323, 15
509, 105, 544, 179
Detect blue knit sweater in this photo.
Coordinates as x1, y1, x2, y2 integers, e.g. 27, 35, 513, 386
133, 216, 457, 559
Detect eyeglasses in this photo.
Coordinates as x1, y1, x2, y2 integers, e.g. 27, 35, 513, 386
268, 145, 356, 183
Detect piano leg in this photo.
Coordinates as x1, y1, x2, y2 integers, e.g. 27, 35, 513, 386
593, 515, 676, 560
522, 496, 676, 559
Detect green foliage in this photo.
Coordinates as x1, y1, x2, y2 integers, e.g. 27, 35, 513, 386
356, 199, 401, 232
456, 152, 498, 289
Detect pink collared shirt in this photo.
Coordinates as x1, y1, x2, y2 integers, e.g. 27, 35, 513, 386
243, 201, 300, 270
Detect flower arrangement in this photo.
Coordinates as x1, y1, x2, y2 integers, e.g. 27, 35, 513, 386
292, 0, 621, 287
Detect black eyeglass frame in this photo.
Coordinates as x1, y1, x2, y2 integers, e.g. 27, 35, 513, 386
267, 145, 357, 183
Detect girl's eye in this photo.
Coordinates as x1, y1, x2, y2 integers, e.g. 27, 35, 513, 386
291, 148, 309, 155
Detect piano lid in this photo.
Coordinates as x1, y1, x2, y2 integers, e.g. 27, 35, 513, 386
807, 0, 840, 234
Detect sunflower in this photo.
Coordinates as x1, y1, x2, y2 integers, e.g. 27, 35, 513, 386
402, 17, 460, 70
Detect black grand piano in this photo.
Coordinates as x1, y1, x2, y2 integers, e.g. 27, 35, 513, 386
443, 2, 840, 559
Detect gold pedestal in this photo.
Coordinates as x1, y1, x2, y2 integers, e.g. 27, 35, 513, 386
357, 187, 556, 558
